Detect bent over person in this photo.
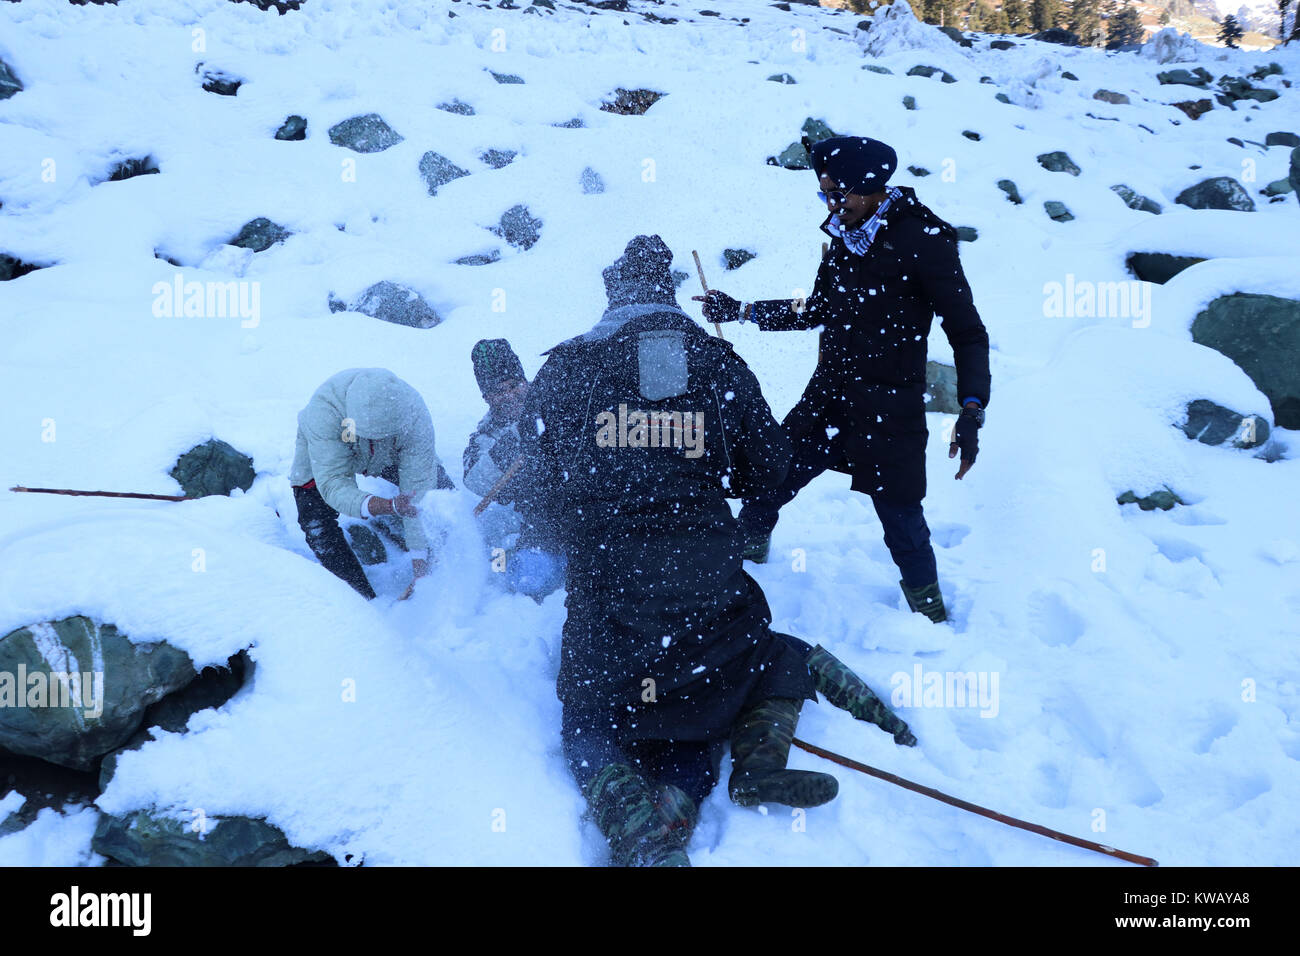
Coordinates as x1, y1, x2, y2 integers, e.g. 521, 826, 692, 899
289, 368, 453, 599
514, 235, 839, 867
698, 135, 991, 623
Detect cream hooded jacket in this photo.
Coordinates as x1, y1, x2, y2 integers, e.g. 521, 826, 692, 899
289, 368, 444, 552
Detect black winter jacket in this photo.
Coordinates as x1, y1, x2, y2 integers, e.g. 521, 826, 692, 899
751, 186, 990, 500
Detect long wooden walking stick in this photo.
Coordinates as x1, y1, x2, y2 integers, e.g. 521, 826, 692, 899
792, 737, 1159, 867
691, 250, 726, 341
10, 485, 188, 502
472, 457, 525, 516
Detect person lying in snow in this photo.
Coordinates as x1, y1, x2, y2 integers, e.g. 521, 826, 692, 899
513, 234, 843, 867
289, 367, 454, 600
697, 134, 991, 624
463, 338, 565, 599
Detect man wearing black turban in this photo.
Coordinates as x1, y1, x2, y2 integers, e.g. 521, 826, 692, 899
697, 135, 991, 624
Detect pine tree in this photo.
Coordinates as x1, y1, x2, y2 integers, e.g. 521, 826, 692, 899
1107, 4, 1144, 47
920, 0, 943, 24
1030, 0, 1059, 30
1004, 0, 1028, 31
1159, 9, 1171, 25
1071, 0, 1104, 44
988, 1, 1011, 31
1280, 0, 1293, 40
1218, 13, 1244, 46
939, 0, 962, 25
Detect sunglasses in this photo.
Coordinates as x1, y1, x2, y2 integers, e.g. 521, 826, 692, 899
817, 188, 855, 205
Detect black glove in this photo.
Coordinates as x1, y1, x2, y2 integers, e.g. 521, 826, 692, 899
949, 404, 983, 480
694, 289, 743, 324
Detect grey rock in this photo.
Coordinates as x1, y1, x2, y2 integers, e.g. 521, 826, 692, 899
996, 179, 1022, 204
902, 95, 917, 111
230, 217, 291, 253
862, 65, 893, 75
1037, 151, 1081, 175
107, 156, 160, 182
454, 251, 501, 266
1125, 252, 1203, 284
1290, 147, 1300, 205
1060, 71, 1078, 81
924, 361, 960, 414
1044, 200, 1074, 222
171, 439, 256, 497
328, 114, 404, 153
1180, 399, 1269, 449
0, 57, 24, 100
1117, 488, 1184, 511
580, 167, 605, 194
418, 151, 470, 196
437, 99, 475, 116
493, 204, 543, 251
480, 149, 517, 169
767, 117, 838, 170
348, 281, 443, 329
995, 92, 1012, 104
1157, 67, 1211, 87
1093, 89, 1130, 105
0, 253, 44, 281
671, 268, 690, 289
199, 66, 242, 96
0, 617, 196, 771
489, 70, 525, 85
93, 811, 330, 867
1192, 293, 1300, 428
274, 115, 307, 141
907, 65, 956, 83
1265, 132, 1300, 148
553, 117, 585, 128
1262, 177, 1294, 196
1172, 98, 1213, 120
955, 226, 978, 242
723, 248, 756, 270
1111, 184, 1162, 214
1175, 177, 1255, 212
962, 130, 981, 141
990, 40, 1015, 50
766, 73, 797, 84
908, 165, 930, 176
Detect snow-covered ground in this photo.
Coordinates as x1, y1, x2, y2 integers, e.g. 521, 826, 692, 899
1, 0, 1298, 866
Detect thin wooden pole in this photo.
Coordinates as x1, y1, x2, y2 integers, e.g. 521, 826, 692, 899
792, 738, 1159, 867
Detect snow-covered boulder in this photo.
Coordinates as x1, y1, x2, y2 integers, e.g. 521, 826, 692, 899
0, 618, 196, 771
1192, 294, 1300, 428
0, 57, 22, 99
1141, 27, 1205, 65
327, 113, 404, 153
330, 280, 443, 329
93, 810, 329, 866
492, 204, 543, 251
170, 439, 256, 498
855, 1, 954, 58
1176, 177, 1255, 212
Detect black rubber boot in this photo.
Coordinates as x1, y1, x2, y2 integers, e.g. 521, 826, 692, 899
728, 699, 839, 808
584, 764, 691, 867
294, 485, 377, 600
900, 579, 947, 623
805, 645, 918, 746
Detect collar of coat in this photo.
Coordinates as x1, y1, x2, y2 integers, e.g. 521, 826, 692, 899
544, 303, 697, 354
818, 186, 957, 249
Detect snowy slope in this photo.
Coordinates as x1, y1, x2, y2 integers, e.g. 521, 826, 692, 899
1, 0, 1298, 866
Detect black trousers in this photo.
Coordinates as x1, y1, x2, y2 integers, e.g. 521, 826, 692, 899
293, 484, 377, 600
561, 704, 724, 807
739, 411, 939, 589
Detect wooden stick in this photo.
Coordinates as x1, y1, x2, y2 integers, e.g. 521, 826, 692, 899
691, 249, 726, 340
792, 737, 1159, 867
472, 457, 525, 516
10, 485, 188, 502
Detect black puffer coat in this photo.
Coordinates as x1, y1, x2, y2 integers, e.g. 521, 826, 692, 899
514, 308, 814, 742
751, 186, 991, 501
